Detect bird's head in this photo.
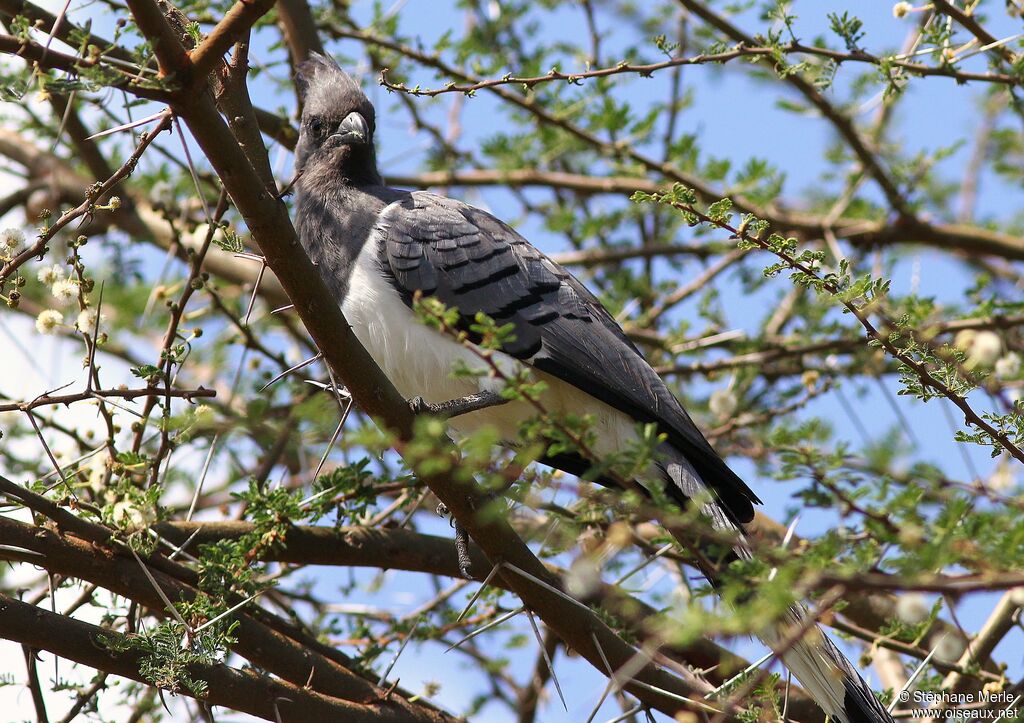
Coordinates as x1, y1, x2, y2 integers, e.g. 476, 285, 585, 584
294, 54, 380, 186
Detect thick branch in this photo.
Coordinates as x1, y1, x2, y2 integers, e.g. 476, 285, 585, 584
154, 520, 829, 722
0, 593, 420, 723
0, 511, 454, 722
277, 0, 324, 63
189, 0, 277, 81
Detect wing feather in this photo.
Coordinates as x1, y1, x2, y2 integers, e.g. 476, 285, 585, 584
377, 192, 758, 523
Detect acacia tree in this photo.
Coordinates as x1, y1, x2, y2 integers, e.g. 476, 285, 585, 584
0, 1, 1022, 721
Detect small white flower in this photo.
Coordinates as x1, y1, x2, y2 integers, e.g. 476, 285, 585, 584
895, 593, 930, 624
37, 264, 65, 286
709, 389, 738, 419
953, 329, 975, 351
0, 227, 25, 258
51, 279, 79, 305
933, 634, 966, 664
133, 505, 156, 528
85, 454, 111, 494
35, 309, 64, 335
989, 462, 1016, 492
151, 180, 173, 206
576, 528, 602, 555
956, 330, 1003, 368
76, 307, 104, 332
110, 501, 131, 524
112, 500, 156, 530
564, 556, 602, 599
995, 352, 1021, 380
892, 2, 914, 18
968, 331, 1003, 367
0, 227, 25, 249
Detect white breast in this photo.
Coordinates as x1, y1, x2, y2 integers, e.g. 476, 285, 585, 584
341, 239, 641, 459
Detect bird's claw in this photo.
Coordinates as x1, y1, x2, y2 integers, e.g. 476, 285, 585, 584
409, 395, 434, 415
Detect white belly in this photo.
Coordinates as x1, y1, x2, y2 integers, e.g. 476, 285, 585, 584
340, 241, 641, 458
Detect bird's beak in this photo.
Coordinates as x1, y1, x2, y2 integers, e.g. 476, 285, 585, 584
333, 111, 369, 145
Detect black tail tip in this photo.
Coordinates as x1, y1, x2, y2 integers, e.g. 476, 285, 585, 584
844, 680, 895, 723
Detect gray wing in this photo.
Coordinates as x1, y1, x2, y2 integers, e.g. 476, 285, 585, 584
376, 192, 758, 523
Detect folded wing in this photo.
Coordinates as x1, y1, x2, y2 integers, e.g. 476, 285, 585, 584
376, 191, 759, 524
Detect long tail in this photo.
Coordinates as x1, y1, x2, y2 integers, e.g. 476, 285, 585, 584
660, 446, 894, 723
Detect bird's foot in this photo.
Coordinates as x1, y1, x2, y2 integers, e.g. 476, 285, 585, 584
437, 502, 473, 579
408, 390, 507, 419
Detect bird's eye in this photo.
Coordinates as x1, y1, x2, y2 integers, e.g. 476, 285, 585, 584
307, 118, 325, 136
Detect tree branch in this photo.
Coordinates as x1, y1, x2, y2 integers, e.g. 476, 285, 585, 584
675, 0, 908, 216
931, 1, 1015, 62
0, 35, 165, 100
123, 0, 189, 75
188, 0, 277, 82
277, 0, 324, 64
380, 42, 1024, 96
0, 510, 455, 721
0, 386, 215, 413
0, 593, 425, 723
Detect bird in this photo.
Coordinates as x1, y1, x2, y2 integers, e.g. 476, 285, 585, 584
292, 53, 895, 723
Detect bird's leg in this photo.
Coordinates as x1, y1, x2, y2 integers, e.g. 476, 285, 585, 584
437, 502, 474, 579
408, 389, 507, 419
418, 389, 508, 578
